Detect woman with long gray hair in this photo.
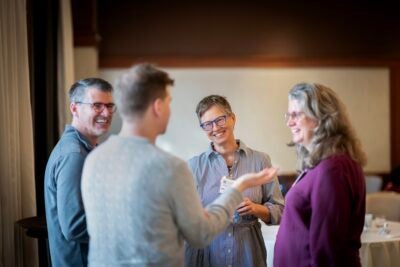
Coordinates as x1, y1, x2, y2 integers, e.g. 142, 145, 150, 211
274, 83, 366, 267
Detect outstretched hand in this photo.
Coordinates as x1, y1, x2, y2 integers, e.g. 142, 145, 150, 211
232, 167, 278, 192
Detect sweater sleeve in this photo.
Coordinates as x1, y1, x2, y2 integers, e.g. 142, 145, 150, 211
168, 161, 243, 248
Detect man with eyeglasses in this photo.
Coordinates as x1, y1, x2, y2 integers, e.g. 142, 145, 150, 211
44, 78, 115, 266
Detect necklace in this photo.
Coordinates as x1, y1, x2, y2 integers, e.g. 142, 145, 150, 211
227, 165, 233, 178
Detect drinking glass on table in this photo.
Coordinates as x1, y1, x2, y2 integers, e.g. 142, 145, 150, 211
374, 214, 386, 228
364, 213, 373, 231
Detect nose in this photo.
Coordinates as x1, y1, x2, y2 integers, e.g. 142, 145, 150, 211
100, 106, 113, 117
286, 117, 295, 127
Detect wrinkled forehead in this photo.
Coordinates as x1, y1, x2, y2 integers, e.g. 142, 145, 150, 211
84, 87, 113, 102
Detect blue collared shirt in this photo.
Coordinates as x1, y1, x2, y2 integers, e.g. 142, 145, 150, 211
44, 125, 93, 266
185, 140, 285, 267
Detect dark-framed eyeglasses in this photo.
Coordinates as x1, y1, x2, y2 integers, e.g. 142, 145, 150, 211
284, 111, 305, 123
76, 102, 117, 113
200, 115, 227, 131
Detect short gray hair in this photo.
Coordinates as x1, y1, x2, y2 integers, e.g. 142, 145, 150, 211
195, 95, 233, 120
69, 78, 113, 103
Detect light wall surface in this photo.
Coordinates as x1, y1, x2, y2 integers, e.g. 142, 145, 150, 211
74, 47, 98, 80
100, 67, 390, 173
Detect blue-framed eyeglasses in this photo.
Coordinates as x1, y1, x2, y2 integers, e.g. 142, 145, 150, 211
284, 111, 304, 123
76, 102, 117, 113
200, 115, 227, 131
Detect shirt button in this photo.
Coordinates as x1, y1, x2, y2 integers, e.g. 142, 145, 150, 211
228, 249, 231, 253
228, 233, 232, 237
228, 265, 232, 267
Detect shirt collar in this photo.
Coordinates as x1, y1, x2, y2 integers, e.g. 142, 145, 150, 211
206, 139, 249, 159
65, 124, 95, 151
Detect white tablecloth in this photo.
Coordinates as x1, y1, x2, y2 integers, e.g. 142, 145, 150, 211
261, 224, 279, 267
262, 221, 400, 267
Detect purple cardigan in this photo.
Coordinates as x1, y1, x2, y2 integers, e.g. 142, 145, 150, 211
274, 154, 365, 267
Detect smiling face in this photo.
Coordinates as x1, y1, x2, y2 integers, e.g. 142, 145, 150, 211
200, 105, 236, 146
71, 87, 114, 144
286, 99, 318, 149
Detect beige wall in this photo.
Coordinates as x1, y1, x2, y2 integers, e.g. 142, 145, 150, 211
100, 67, 390, 174
74, 46, 98, 80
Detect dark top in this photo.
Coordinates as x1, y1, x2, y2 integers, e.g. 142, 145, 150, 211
274, 154, 365, 267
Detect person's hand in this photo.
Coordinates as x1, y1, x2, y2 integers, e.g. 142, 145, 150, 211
232, 167, 278, 192
236, 197, 260, 216
236, 197, 271, 222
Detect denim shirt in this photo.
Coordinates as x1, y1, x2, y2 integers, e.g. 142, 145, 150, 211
185, 140, 285, 267
44, 125, 93, 267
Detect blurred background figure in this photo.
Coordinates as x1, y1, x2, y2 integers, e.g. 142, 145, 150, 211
384, 165, 400, 193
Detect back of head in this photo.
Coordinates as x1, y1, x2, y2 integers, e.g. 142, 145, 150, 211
195, 95, 233, 120
69, 78, 113, 103
289, 82, 366, 170
114, 63, 174, 121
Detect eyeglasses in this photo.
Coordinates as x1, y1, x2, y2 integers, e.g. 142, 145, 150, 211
200, 115, 227, 131
284, 111, 305, 123
76, 102, 117, 113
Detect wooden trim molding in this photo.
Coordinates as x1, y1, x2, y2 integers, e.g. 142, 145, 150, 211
99, 56, 400, 68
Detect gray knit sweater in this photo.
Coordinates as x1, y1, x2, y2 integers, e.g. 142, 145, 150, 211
82, 135, 243, 267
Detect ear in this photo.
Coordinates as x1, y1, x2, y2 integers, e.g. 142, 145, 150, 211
152, 98, 163, 117
231, 112, 236, 124
70, 103, 78, 117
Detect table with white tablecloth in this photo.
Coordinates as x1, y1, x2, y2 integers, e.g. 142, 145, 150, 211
261, 221, 400, 267
261, 224, 279, 267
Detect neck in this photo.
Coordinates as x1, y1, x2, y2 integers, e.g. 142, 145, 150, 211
71, 121, 98, 146
119, 120, 158, 144
213, 138, 238, 159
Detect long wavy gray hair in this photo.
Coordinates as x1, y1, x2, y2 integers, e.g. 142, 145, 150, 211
288, 83, 367, 171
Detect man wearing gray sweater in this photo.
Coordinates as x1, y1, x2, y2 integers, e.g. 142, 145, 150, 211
81, 63, 277, 267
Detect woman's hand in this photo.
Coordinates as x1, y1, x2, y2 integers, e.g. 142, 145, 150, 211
236, 197, 271, 222
236, 197, 260, 216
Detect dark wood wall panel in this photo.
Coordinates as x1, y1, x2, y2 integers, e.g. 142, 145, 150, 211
391, 68, 400, 169
95, 1, 400, 67
71, 0, 98, 46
